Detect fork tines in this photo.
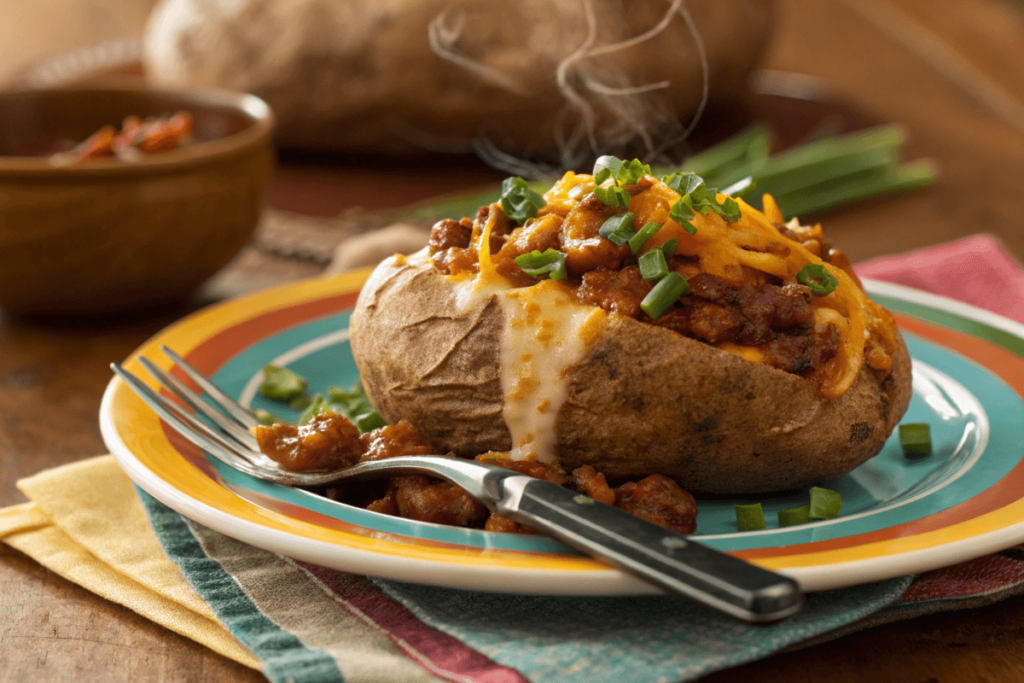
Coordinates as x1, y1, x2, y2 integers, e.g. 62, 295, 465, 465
111, 350, 329, 487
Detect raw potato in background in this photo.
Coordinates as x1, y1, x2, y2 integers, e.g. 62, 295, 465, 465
143, 0, 775, 161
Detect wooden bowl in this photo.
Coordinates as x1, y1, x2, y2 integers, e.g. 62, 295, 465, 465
0, 84, 274, 316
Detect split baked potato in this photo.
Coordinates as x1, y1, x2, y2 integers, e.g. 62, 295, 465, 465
350, 162, 912, 494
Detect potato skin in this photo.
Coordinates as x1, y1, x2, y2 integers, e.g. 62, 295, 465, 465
350, 257, 913, 494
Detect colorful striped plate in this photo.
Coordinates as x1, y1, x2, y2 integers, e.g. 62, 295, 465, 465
100, 272, 1024, 593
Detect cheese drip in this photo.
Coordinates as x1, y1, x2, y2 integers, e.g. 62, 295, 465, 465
495, 282, 605, 462
452, 203, 607, 463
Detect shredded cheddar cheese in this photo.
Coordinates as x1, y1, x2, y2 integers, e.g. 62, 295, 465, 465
454, 172, 898, 401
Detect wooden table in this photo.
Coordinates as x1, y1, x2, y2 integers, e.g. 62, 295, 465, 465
2, 0, 1024, 680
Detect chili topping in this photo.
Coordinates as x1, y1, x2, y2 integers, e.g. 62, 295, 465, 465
428, 162, 899, 399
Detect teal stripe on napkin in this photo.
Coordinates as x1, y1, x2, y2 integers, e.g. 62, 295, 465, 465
372, 576, 913, 683
140, 488, 347, 683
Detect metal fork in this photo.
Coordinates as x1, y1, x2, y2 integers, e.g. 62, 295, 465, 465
111, 346, 804, 623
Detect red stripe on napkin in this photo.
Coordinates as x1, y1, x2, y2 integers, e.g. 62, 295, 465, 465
856, 234, 1024, 324
298, 563, 529, 683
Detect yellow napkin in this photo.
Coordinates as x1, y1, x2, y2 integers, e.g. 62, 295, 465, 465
0, 455, 260, 670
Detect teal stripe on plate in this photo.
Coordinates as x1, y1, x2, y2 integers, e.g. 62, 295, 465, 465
877, 294, 1024, 357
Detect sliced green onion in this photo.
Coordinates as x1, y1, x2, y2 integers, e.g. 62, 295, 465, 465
259, 365, 308, 402
640, 272, 689, 319
326, 397, 385, 433
899, 423, 932, 457
297, 393, 327, 425
325, 382, 388, 433
598, 213, 636, 246
595, 156, 650, 186
354, 411, 387, 433
628, 221, 662, 254
663, 172, 741, 224
809, 487, 842, 519
668, 197, 698, 235
326, 383, 371, 414
593, 155, 624, 186
639, 249, 669, 282
796, 264, 839, 296
661, 237, 679, 258
778, 505, 811, 527
289, 395, 312, 411
717, 196, 741, 222
664, 172, 704, 197
735, 503, 766, 531
594, 184, 631, 209
514, 248, 568, 281
254, 408, 286, 426
499, 176, 545, 225
621, 158, 652, 185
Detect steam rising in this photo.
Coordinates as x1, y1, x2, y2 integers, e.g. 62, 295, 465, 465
428, 0, 710, 176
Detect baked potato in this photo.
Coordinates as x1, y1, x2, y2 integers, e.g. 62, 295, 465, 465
350, 162, 912, 494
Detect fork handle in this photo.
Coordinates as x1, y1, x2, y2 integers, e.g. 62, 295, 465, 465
497, 477, 804, 623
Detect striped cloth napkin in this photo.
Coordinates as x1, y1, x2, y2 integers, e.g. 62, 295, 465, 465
3, 233, 1024, 683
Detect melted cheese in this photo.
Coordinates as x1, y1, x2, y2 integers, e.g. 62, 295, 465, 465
451, 208, 608, 462
716, 343, 766, 364
452, 276, 606, 464
495, 282, 607, 462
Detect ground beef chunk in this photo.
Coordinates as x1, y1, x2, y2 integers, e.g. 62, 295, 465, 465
494, 215, 563, 286
474, 453, 566, 484
567, 465, 616, 506
560, 194, 630, 274
653, 299, 745, 344
615, 474, 697, 534
484, 513, 536, 534
312, 419, 705, 537
475, 454, 556, 534
255, 412, 363, 472
687, 273, 732, 302
477, 204, 514, 255
429, 217, 473, 253
810, 323, 842, 369
771, 283, 815, 327
359, 420, 435, 461
391, 475, 489, 527
687, 300, 746, 344
762, 333, 813, 373
429, 216, 480, 275
504, 460, 554, 480
432, 246, 478, 275
366, 489, 398, 516
651, 274, 811, 344
651, 274, 822, 373
575, 266, 651, 318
